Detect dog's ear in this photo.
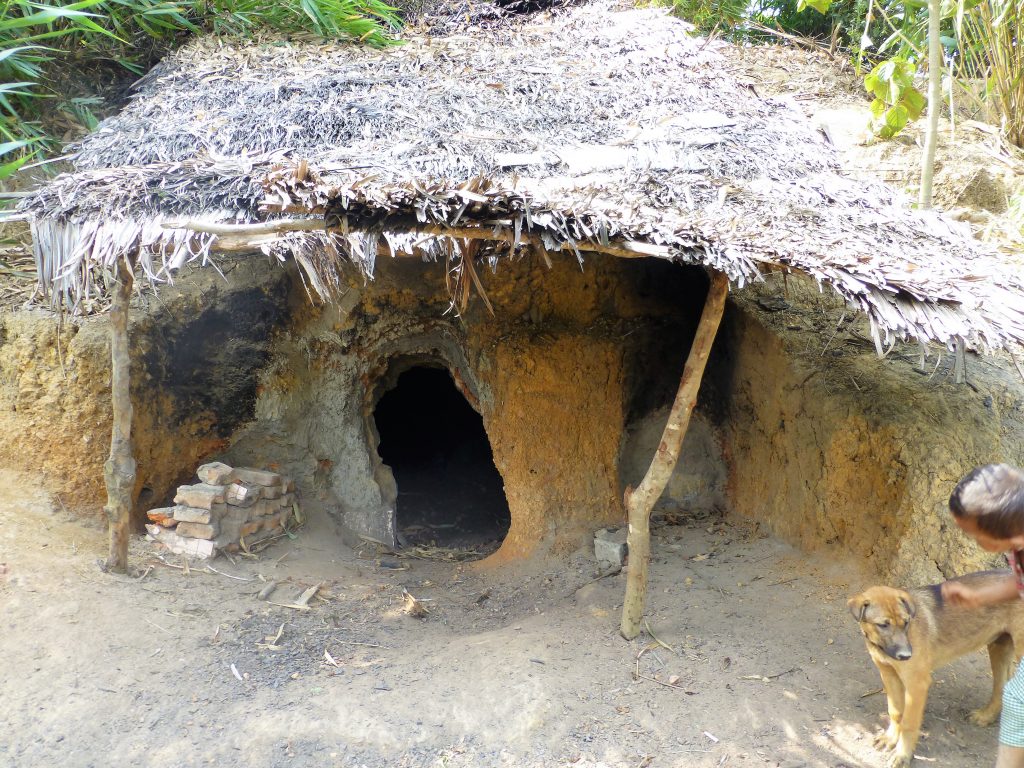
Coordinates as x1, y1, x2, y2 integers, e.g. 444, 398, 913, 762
847, 595, 869, 621
899, 593, 917, 620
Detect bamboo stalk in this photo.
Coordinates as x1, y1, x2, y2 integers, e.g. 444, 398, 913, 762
918, 0, 942, 209
102, 257, 137, 573
620, 271, 729, 640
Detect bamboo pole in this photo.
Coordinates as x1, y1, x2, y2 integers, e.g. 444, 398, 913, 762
102, 257, 137, 573
620, 271, 729, 640
918, 0, 941, 209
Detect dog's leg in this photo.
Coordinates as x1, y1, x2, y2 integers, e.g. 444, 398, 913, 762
873, 664, 906, 751
890, 674, 932, 768
972, 634, 1014, 726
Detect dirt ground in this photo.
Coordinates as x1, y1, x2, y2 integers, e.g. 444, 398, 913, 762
0, 467, 1010, 768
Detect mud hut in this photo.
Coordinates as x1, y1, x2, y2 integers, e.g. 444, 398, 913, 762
15, 3, 1024, 625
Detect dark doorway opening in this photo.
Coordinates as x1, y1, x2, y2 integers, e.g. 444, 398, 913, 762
373, 366, 510, 556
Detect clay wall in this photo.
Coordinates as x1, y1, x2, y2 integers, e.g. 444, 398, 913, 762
0, 258, 290, 520
4, 256, 1015, 580
710, 275, 1024, 584
223, 253, 709, 560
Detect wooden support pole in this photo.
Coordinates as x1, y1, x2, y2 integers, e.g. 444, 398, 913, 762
102, 257, 137, 573
620, 271, 729, 640
162, 218, 672, 260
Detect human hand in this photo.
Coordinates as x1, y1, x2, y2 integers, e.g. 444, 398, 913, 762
941, 581, 982, 609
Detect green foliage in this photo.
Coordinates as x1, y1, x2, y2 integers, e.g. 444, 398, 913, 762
801, 0, 1022, 146
755, 0, 850, 38
797, 0, 832, 13
0, 0, 118, 170
0, 0, 403, 178
668, 0, 748, 32
671, 0, 1018, 147
957, 0, 1024, 147
664, 0, 889, 63
796, 0, 929, 138
864, 56, 926, 137
1009, 190, 1024, 237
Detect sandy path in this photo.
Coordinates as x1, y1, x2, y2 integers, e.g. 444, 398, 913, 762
0, 468, 1002, 768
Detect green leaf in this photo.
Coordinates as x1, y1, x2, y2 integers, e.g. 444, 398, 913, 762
0, 45, 46, 64
0, 152, 33, 181
870, 98, 889, 119
0, 0, 110, 32
797, 0, 832, 13
886, 103, 910, 132
876, 60, 897, 82
887, 77, 903, 105
0, 81, 38, 95
888, 59, 915, 89
864, 72, 884, 99
0, 139, 32, 157
902, 87, 927, 119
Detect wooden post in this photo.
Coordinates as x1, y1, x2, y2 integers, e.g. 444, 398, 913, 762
620, 271, 729, 640
103, 257, 137, 573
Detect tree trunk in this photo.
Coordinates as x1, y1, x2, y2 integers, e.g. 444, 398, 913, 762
919, 0, 942, 209
620, 271, 729, 640
103, 258, 137, 573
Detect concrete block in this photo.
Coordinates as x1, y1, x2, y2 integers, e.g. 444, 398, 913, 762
217, 520, 240, 544
176, 521, 218, 540
146, 524, 215, 559
197, 462, 234, 486
231, 467, 281, 488
594, 527, 628, 569
248, 499, 280, 518
225, 482, 260, 507
181, 537, 216, 558
261, 483, 282, 500
174, 483, 226, 510
173, 505, 211, 524
221, 505, 248, 523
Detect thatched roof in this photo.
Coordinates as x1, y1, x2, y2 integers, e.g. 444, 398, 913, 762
19, 2, 1024, 352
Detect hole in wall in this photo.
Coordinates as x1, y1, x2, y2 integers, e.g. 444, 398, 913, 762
373, 365, 510, 557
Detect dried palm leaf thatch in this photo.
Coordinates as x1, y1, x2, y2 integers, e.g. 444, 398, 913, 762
17, 2, 1024, 352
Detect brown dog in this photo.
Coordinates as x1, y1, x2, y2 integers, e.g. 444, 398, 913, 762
849, 570, 1024, 768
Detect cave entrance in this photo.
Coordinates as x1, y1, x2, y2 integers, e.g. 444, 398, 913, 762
373, 365, 510, 557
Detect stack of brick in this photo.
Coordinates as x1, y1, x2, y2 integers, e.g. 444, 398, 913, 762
145, 462, 297, 559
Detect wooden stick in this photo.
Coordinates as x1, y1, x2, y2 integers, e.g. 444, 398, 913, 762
204, 565, 252, 582
162, 217, 671, 261
634, 671, 692, 691
266, 600, 313, 611
295, 582, 322, 608
620, 271, 729, 640
746, 21, 834, 57
334, 640, 388, 648
257, 581, 278, 601
102, 257, 137, 573
1010, 352, 1024, 385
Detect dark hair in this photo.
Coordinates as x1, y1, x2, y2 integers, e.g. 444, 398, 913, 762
949, 464, 1024, 538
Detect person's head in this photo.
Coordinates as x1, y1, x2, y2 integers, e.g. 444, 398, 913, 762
949, 463, 1024, 552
